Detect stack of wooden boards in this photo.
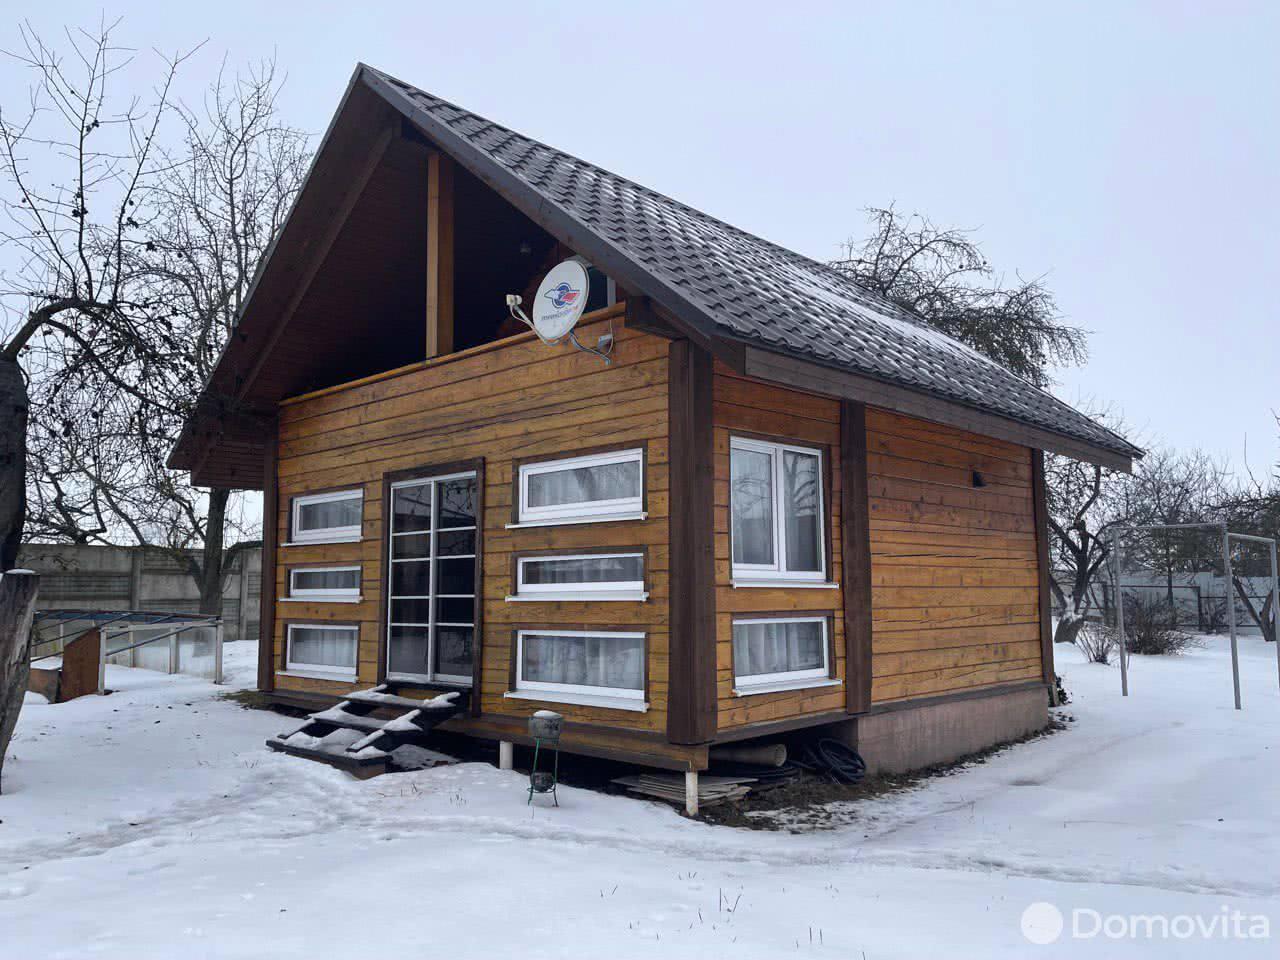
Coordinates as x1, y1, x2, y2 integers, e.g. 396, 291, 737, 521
268, 686, 463, 778
612, 773, 756, 806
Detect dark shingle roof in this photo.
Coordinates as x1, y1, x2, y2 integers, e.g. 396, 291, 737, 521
368, 68, 1139, 462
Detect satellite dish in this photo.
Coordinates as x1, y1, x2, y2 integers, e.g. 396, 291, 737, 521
530, 259, 590, 342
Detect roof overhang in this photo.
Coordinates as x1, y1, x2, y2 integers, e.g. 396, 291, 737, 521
171, 64, 1138, 487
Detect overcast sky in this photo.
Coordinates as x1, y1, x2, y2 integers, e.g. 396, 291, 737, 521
5, 1, 1277, 476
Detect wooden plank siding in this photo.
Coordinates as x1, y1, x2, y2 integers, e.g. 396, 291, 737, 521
268, 305, 674, 738
712, 364, 1046, 731
712, 366, 848, 729
866, 408, 1043, 703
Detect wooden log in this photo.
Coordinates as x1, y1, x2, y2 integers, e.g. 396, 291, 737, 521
0, 569, 39, 793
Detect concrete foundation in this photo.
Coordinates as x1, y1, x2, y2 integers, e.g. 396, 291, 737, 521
828, 683, 1049, 775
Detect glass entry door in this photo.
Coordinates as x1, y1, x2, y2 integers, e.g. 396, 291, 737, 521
386, 470, 478, 684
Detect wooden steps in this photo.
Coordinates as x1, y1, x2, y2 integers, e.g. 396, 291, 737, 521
266, 685, 465, 778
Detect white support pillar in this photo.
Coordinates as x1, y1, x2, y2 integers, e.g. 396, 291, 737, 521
684, 770, 699, 816
1223, 528, 1242, 711
213, 621, 225, 685
498, 740, 514, 770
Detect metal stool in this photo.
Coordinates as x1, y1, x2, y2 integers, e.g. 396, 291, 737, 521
527, 710, 562, 806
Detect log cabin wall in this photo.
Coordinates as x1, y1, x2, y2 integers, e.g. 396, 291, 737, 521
268, 305, 673, 736
713, 365, 1044, 732
866, 408, 1042, 702
713, 364, 849, 730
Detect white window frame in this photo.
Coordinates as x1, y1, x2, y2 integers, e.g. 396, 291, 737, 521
515, 448, 645, 526
285, 623, 359, 681
729, 437, 826, 583
286, 565, 362, 602
386, 470, 478, 686
290, 489, 363, 544
731, 615, 834, 695
511, 629, 646, 708
509, 552, 647, 602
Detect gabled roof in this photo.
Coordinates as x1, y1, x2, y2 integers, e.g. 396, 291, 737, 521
361, 66, 1139, 465
172, 65, 1140, 486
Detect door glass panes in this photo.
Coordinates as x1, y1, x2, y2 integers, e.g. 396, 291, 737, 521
386, 473, 478, 682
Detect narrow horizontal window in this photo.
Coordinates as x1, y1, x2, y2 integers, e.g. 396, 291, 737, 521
517, 449, 643, 525
286, 624, 358, 680
732, 617, 829, 692
514, 553, 645, 599
516, 629, 644, 701
291, 489, 363, 543
730, 437, 825, 582
288, 566, 361, 600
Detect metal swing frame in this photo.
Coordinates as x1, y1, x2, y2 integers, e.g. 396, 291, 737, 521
1109, 522, 1280, 709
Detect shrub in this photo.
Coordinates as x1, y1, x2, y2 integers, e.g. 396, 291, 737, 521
1121, 593, 1199, 655
1076, 622, 1117, 664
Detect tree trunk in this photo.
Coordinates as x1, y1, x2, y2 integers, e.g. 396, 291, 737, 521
197, 487, 230, 616
0, 570, 39, 794
0, 360, 28, 572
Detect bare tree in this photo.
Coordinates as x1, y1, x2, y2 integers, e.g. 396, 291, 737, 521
830, 206, 1087, 388
17, 50, 308, 613
1044, 407, 1135, 644
0, 21, 196, 571
1123, 448, 1228, 605
1216, 461, 1279, 644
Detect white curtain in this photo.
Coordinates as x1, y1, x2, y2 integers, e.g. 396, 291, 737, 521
783, 450, 821, 571
733, 621, 823, 678
299, 496, 361, 532
525, 555, 642, 585
731, 447, 775, 565
522, 633, 643, 690
528, 460, 640, 508
291, 627, 356, 668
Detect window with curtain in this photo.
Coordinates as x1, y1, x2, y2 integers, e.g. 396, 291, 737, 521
514, 553, 645, 599
516, 630, 645, 700
289, 566, 361, 599
732, 617, 829, 690
291, 489, 363, 543
286, 624, 358, 679
517, 449, 644, 524
730, 438, 824, 581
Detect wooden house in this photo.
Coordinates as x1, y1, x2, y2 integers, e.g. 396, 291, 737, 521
170, 66, 1140, 808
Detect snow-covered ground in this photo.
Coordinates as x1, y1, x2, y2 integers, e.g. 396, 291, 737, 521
2, 635, 1277, 958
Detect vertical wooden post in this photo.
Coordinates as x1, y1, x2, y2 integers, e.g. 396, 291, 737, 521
257, 416, 279, 693
1031, 450, 1057, 704
426, 152, 455, 358
666, 339, 716, 746
841, 400, 872, 714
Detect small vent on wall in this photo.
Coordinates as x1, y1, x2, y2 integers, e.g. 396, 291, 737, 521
971, 470, 987, 489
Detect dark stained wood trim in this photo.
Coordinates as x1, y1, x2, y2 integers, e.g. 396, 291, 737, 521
712, 709, 852, 744
425, 151, 455, 358
666, 338, 717, 745
840, 400, 872, 714
1030, 449, 1056, 703
744, 346, 1134, 473
624, 297, 682, 340
257, 417, 279, 692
